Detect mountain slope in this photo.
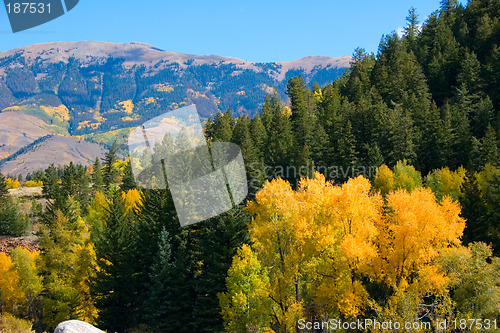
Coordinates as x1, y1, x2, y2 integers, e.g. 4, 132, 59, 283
0, 42, 350, 174
0, 42, 350, 136
0, 111, 51, 159
0, 135, 106, 176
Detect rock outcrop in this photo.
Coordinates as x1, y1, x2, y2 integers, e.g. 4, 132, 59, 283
54, 320, 105, 333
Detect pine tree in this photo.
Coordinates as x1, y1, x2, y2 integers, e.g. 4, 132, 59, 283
92, 194, 138, 332
213, 109, 234, 142
143, 228, 174, 332
102, 141, 119, 191
404, 7, 420, 53
336, 120, 358, 177
0, 173, 8, 200
91, 158, 104, 193
120, 158, 137, 193
249, 113, 267, 159
479, 124, 500, 166
193, 207, 250, 332
385, 105, 417, 166
264, 93, 295, 168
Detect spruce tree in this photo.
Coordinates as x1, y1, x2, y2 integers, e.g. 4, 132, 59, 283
0, 173, 8, 200
213, 109, 234, 142
92, 194, 138, 332
91, 158, 104, 193
143, 228, 174, 332
193, 207, 250, 332
120, 158, 137, 193
102, 141, 119, 191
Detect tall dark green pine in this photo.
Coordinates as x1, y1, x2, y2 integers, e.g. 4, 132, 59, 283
287, 76, 314, 152
143, 228, 174, 332
318, 83, 349, 168
461, 170, 488, 246
336, 120, 358, 181
385, 104, 417, 166
91, 158, 104, 193
193, 207, 250, 332
404, 7, 420, 53
260, 94, 275, 133
102, 141, 119, 191
213, 109, 234, 142
342, 48, 375, 103
135, 189, 198, 332
250, 113, 267, 159
92, 194, 138, 332
450, 89, 473, 166
479, 124, 500, 166
120, 159, 137, 193
232, 115, 258, 163
0, 173, 8, 200
296, 144, 314, 180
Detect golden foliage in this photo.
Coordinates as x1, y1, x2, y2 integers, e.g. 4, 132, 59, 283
40, 105, 70, 122
6, 178, 21, 189
224, 171, 469, 332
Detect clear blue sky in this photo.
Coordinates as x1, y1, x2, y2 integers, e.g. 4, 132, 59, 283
1, 0, 446, 62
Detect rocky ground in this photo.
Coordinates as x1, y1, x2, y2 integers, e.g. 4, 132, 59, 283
0, 235, 38, 253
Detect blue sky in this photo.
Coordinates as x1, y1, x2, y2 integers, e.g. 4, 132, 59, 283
1, 0, 446, 62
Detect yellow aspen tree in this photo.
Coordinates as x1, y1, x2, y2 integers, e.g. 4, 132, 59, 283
369, 188, 465, 325
0, 252, 23, 314
218, 244, 274, 333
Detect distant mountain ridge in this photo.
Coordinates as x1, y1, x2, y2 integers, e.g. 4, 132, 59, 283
0, 41, 351, 81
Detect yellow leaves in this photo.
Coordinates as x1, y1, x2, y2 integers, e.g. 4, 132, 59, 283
0, 248, 41, 315
238, 167, 470, 328
5, 178, 21, 189
1, 105, 20, 112
40, 105, 70, 121
246, 173, 383, 321
122, 189, 142, 213
374, 160, 423, 195
374, 164, 394, 196
425, 166, 467, 201
313, 88, 323, 102
337, 281, 370, 318
0, 252, 20, 311
144, 97, 156, 105
417, 265, 449, 295
153, 84, 174, 93
375, 187, 465, 291
219, 244, 273, 333
282, 106, 291, 118
118, 100, 134, 114
23, 180, 43, 187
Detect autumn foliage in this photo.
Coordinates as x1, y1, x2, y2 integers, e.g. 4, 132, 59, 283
219, 172, 496, 333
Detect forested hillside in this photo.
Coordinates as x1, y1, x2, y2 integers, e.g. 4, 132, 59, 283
0, 41, 348, 137
0, 0, 499, 332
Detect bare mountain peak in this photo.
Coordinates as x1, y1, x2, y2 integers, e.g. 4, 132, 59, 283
0, 41, 350, 75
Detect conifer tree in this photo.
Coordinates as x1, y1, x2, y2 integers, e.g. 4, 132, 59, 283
92, 194, 138, 332
0, 173, 8, 199
120, 158, 137, 193
91, 158, 104, 193
143, 228, 174, 332
102, 141, 119, 191
213, 109, 234, 142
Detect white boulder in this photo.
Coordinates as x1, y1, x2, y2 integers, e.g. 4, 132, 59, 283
54, 320, 105, 333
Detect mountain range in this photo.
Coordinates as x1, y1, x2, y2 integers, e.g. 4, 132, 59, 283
0, 41, 350, 176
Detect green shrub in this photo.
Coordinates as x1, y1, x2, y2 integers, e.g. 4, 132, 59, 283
0, 198, 29, 236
